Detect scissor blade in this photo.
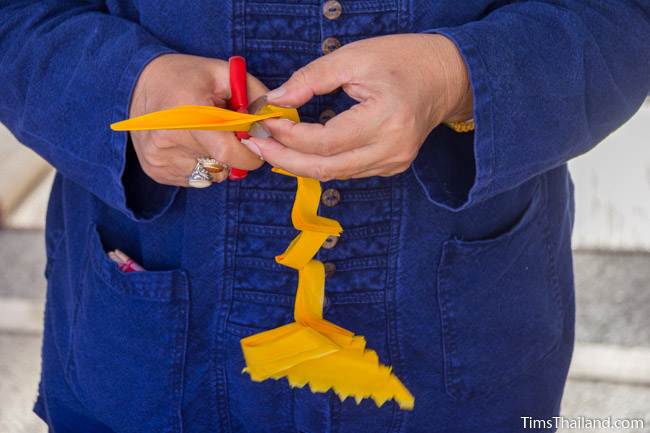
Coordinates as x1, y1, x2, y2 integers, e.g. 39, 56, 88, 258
247, 96, 272, 138
248, 95, 268, 115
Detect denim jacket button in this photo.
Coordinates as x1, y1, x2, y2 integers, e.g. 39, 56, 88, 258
322, 235, 339, 249
322, 0, 342, 20
322, 37, 341, 54
324, 262, 336, 278
321, 188, 341, 207
319, 108, 336, 124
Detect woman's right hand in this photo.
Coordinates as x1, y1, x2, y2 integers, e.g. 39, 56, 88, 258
129, 53, 267, 186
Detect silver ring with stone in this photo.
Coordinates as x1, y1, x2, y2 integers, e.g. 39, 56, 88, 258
188, 161, 213, 188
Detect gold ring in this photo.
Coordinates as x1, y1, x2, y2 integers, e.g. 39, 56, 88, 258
211, 170, 230, 184
198, 157, 229, 174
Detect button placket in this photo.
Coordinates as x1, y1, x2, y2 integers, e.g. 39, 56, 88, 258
320, 0, 343, 57
318, 0, 345, 124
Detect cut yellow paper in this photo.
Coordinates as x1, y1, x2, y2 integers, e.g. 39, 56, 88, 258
241, 169, 414, 410
110, 103, 298, 132
283, 343, 415, 410
272, 168, 343, 234
109, 103, 414, 410
275, 231, 331, 270
240, 257, 414, 410
242, 322, 340, 382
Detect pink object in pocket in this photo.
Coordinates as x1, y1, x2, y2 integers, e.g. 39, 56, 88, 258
108, 249, 145, 273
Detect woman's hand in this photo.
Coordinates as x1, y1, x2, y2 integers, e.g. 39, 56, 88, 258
248, 34, 472, 180
129, 54, 268, 186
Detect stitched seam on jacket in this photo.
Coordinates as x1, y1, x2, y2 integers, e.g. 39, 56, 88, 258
239, 187, 392, 202
245, 39, 315, 52
232, 289, 385, 306
235, 255, 387, 271
385, 174, 406, 432
540, 173, 566, 336
237, 222, 390, 239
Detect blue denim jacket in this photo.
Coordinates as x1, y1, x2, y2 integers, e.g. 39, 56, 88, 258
1, 1, 649, 432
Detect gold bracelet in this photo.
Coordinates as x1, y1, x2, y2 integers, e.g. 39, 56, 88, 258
445, 118, 475, 133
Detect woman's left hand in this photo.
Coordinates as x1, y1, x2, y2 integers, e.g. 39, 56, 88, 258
246, 34, 473, 180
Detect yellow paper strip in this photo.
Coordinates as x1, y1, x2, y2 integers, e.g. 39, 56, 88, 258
242, 169, 414, 410
109, 103, 414, 410
110, 104, 292, 132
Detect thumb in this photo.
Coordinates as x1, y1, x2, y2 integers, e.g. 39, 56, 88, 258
266, 53, 349, 107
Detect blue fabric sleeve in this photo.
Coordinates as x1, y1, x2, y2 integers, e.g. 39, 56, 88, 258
0, 0, 178, 221
416, 0, 650, 211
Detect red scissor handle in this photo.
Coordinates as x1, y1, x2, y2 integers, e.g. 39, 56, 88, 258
228, 56, 250, 181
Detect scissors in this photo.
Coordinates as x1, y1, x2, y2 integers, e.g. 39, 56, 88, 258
111, 56, 295, 183
227, 56, 273, 180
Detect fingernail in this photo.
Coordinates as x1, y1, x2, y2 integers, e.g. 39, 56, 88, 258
241, 138, 263, 157
266, 86, 286, 101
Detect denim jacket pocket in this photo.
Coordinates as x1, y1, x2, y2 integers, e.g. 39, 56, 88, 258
67, 224, 189, 433
436, 178, 563, 401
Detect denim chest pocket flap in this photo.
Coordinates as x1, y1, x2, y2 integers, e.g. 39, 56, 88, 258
436, 179, 564, 401
67, 225, 189, 433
